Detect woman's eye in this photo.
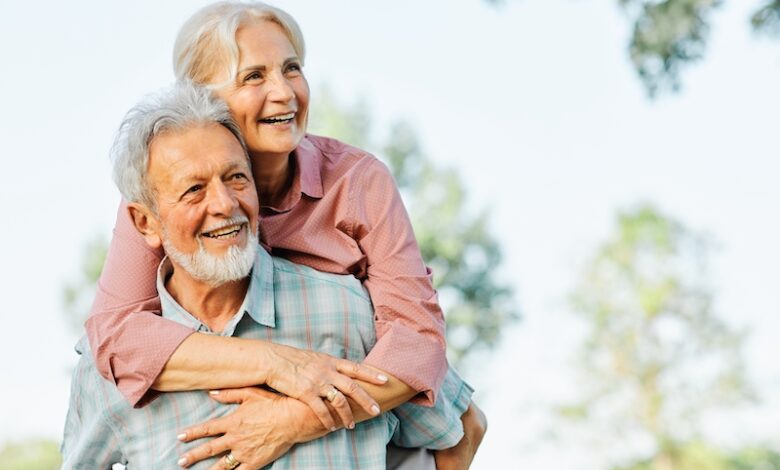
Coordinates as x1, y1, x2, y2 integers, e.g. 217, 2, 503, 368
285, 63, 302, 74
244, 71, 262, 82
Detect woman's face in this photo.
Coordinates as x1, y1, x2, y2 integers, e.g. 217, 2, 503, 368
215, 20, 309, 160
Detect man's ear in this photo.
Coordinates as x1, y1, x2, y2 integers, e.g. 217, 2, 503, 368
127, 202, 163, 249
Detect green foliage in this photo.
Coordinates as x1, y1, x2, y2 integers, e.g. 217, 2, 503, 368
62, 235, 108, 331
618, 0, 721, 97
611, 442, 780, 470
752, 1, 780, 36
726, 447, 780, 469
483, 0, 780, 97
565, 204, 753, 467
310, 88, 519, 365
0, 439, 61, 470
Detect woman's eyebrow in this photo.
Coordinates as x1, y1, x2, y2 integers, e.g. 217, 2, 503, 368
237, 65, 266, 75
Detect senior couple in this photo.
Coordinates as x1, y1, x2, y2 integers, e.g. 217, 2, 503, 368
62, 2, 486, 469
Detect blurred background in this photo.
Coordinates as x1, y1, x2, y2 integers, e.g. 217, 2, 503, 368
1, 0, 779, 468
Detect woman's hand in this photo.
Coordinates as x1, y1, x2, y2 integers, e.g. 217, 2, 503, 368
176, 387, 313, 469
264, 343, 386, 430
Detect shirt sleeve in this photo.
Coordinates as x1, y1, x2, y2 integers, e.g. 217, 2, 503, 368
85, 200, 194, 406
351, 158, 448, 406
391, 366, 474, 449
61, 350, 127, 469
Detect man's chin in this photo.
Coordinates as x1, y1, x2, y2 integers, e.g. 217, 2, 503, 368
163, 235, 258, 287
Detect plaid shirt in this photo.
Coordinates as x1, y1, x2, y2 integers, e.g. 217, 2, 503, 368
62, 248, 472, 469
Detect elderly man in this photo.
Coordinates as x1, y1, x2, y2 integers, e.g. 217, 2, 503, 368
61, 83, 482, 469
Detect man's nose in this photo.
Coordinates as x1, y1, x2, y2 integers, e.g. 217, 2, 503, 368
206, 181, 239, 215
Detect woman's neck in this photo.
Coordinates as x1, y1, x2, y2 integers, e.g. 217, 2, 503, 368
252, 152, 295, 207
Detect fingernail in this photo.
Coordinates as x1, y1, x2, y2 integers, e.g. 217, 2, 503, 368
177, 433, 186, 441
349, 421, 355, 429
177, 457, 187, 466
377, 374, 388, 382
209, 390, 220, 395
331, 426, 338, 432
371, 404, 380, 415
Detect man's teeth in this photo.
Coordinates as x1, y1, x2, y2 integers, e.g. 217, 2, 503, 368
260, 112, 295, 124
203, 224, 243, 239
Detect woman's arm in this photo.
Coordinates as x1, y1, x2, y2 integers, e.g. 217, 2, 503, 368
176, 371, 417, 468
88, 201, 387, 428
351, 157, 449, 405
86, 200, 192, 406
154, 333, 388, 429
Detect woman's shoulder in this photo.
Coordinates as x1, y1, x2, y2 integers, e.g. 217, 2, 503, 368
302, 134, 393, 184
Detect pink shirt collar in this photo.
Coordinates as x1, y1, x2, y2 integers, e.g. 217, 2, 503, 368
261, 135, 323, 213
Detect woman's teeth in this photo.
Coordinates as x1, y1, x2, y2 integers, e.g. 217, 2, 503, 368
259, 112, 295, 124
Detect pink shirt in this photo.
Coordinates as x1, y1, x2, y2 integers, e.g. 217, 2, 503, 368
86, 134, 448, 407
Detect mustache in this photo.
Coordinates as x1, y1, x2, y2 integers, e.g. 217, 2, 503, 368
199, 215, 251, 236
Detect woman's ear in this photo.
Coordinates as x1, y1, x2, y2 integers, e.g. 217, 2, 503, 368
127, 202, 163, 249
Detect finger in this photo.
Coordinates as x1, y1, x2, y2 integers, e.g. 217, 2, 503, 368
303, 394, 337, 431
207, 387, 259, 404
205, 453, 247, 470
177, 436, 230, 468
178, 416, 228, 442
335, 360, 389, 385
331, 376, 380, 417
327, 389, 356, 429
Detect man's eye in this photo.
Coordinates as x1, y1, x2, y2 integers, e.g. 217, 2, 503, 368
185, 184, 202, 195
285, 63, 302, 74
230, 173, 248, 181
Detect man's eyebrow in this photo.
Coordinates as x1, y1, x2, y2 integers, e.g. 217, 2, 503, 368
170, 170, 207, 187
223, 161, 247, 173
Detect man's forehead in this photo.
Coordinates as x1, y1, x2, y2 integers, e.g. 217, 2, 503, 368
148, 124, 248, 181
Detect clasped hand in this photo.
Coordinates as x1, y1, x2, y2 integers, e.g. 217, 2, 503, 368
176, 387, 304, 469
262, 343, 386, 430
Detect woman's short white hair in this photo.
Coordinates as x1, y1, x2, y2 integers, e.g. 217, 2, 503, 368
173, 1, 306, 87
111, 82, 247, 208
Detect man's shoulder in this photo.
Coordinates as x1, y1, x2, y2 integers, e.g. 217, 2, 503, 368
68, 337, 130, 417
270, 256, 370, 301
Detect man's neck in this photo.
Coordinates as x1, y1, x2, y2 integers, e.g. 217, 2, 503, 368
165, 268, 250, 333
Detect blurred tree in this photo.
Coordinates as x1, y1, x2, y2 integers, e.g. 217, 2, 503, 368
612, 442, 780, 470
752, 0, 780, 36
311, 86, 519, 366
618, 0, 722, 97
561, 204, 755, 469
0, 439, 61, 470
486, 0, 780, 97
62, 235, 108, 332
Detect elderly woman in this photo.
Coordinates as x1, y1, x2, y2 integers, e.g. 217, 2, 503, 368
86, 1, 485, 468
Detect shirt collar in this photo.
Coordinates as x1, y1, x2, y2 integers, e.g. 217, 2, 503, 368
156, 247, 276, 336
262, 135, 323, 213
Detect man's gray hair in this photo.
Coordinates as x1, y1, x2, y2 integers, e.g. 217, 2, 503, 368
111, 82, 247, 207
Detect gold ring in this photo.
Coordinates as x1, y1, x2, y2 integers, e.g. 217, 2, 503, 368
223, 452, 240, 470
325, 387, 339, 403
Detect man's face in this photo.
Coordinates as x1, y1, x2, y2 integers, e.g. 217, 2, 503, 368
146, 123, 259, 284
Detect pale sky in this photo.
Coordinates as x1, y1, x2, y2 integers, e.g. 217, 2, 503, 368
1, 0, 778, 468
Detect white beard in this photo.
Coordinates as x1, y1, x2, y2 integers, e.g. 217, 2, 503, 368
162, 223, 258, 287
